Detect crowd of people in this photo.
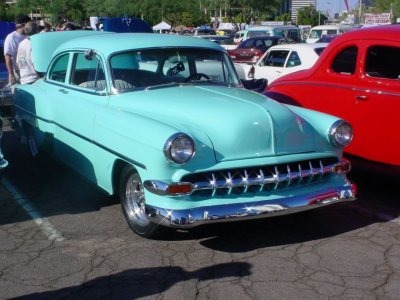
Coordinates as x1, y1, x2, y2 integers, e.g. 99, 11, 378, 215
3, 15, 81, 89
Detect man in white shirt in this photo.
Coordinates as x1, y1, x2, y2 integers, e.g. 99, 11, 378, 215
17, 21, 40, 84
4, 14, 31, 85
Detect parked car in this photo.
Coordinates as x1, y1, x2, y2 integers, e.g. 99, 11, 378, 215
14, 31, 356, 237
228, 36, 281, 64
196, 35, 237, 50
236, 43, 328, 83
265, 24, 400, 171
316, 34, 339, 43
0, 116, 8, 173
306, 24, 354, 43
233, 25, 301, 45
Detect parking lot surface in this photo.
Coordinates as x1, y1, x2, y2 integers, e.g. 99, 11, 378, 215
1, 122, 400, 299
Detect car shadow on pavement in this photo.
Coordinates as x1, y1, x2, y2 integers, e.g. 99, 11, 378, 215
155, 169, 400, 251
0, 130, 119, 226
200, 170, 399, 252
10, 262, 252, 299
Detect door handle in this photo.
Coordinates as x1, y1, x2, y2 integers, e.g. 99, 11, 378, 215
355, 95, 368, 101
59, 89, 69, 94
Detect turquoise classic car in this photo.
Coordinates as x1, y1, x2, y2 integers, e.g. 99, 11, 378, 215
14, 31, 356, 237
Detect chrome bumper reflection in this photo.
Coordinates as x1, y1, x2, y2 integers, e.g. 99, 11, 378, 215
144, 158, 350, 197
0, 157, 8, 172
146, 184, 356, 228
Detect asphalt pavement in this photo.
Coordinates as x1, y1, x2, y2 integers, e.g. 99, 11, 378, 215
1, 116, 400, 299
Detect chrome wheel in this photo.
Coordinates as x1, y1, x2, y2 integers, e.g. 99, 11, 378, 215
119, 166, 158, 237
123, 172, 150, 227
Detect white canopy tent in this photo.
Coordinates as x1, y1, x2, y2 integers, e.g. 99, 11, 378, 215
152, 21, 171, 32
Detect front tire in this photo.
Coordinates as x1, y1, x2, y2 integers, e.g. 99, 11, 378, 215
119, 166, 159, 238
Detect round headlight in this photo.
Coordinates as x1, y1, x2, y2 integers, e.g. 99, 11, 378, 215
329, 120, 353, 147
163, 133, 195, 164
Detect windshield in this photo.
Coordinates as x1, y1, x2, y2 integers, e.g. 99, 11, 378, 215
110, 48, 240, 90
309, 30, 323, 39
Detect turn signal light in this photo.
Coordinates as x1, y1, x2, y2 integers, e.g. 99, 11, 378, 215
167, 183, 192, 195
334, 159, 351, 173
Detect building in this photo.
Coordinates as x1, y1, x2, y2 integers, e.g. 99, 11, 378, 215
291, 0, 316, 24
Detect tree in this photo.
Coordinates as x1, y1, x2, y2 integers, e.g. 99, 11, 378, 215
297, 5, 327, 26
275, 13, 291, 22
373, 0, 400, 21
223, 0, 282, 31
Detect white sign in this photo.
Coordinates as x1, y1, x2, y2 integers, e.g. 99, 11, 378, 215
364, 13, 392, 25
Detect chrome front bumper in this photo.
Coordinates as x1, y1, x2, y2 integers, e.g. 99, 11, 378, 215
146, 184, 357, 228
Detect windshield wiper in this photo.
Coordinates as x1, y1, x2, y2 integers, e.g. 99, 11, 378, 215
145, 82, 182, 91
145, 80, 231, 90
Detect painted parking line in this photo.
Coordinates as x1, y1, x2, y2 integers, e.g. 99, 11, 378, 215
1, 177, 65, 242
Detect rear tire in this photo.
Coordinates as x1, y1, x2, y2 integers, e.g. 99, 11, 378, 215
119, 166, 159, 238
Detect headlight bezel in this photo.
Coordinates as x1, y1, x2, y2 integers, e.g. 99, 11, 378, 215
328, 120, 353, 148
163, 133, 195, 164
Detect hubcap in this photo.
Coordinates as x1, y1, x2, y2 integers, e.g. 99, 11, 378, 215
124, 173, 150, 226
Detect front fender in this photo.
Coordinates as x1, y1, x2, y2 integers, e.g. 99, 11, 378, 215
94, 109, 217, 181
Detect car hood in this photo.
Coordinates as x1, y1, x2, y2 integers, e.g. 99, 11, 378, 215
113, 85, 317, 162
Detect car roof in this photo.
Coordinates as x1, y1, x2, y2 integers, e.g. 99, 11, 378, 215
32, 32, 224, 73
245, 36, 281, 41
246, 25, 298, 30
266, 43, 328, 51
198, 35, 231, 39
329, 24, 400, 45
310, 24, 352, 30
59, 33, 223, 53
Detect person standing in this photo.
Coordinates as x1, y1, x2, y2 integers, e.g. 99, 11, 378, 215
4, 14, 31, 86
16, 21, 40, 84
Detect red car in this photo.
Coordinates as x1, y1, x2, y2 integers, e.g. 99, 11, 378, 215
265, 24, 400, 171
227, 36, 281, 64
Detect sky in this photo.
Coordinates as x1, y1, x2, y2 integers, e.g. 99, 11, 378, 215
316, 0, 360, 16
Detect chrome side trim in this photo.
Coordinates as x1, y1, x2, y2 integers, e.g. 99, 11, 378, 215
145, 185, 356, 228
273, 81, 400, 98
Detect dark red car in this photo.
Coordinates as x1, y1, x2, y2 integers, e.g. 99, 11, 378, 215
227, 36, 281, 64
265, 24, 400, 172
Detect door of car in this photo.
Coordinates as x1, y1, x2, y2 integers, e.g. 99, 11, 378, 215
348, 42, 400, 166
45, 51, 110, 179
299, 41, 400, 166
255, 49, 289, 83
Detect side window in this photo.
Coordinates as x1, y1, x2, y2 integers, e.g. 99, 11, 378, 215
331, 46, 357, 75
70, 52, 105, 91
255, 39, 264, 48
365, 46, 400, 80
48, 53, 69, 83
240, 39, 254, 48
288, 30, 300, 42
286, 51, 301, 67
261, 50, 289, 67
194, 53, 227, 82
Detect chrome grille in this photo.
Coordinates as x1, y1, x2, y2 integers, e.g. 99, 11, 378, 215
181, 157, 339, 197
